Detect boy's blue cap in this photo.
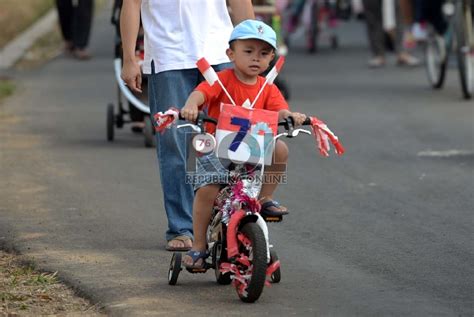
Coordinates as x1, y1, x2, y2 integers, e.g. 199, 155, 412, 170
229, 19, 277, 49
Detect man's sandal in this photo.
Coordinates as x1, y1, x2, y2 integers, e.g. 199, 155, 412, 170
183, 250, 209, 270
165, 235, 192, 251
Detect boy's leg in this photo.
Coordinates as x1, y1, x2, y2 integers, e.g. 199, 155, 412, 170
182, 184, 221, 266
259, 140, 289, 213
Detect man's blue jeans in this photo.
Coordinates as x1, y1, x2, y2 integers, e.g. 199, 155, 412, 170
148, 61, 231, 242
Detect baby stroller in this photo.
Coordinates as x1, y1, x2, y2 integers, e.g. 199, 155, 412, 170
253, 0, 291, 100
107, 0, 155, 147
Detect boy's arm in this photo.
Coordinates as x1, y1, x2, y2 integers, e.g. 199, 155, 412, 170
181, 91, 206, 122
120, 0, 142, 93
228, 0, 255, 25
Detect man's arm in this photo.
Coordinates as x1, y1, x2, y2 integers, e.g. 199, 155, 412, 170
120, 0, 142, 93
228, 0, 255, 25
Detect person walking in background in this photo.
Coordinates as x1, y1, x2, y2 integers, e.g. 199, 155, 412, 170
120, 0, 254, 252
55, 0, 94, 60
362, 0, 420, 68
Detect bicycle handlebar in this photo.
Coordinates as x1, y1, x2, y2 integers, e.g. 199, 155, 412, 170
277, 116, 312, 138
177, 111, 217, 134
179, 113, 311, 137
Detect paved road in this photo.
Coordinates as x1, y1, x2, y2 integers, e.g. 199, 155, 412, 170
1, 8, 473, 317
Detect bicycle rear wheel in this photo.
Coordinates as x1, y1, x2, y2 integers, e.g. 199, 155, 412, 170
456, 0, 474, 99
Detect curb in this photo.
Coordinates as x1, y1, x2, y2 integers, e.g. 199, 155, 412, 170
0, 9, 58, 70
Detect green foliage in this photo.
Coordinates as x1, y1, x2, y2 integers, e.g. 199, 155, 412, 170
0, 80, 15, 101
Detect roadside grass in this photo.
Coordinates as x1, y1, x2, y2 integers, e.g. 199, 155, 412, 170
14, 27, 63, 70
0, 79, 15, 102
1, 2, 108, 315
0, 251, 103, 315
0, 0, 55, 48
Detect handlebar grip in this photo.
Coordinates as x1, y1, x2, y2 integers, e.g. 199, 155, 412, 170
302, 117, 312, 126
178, 111, 217, 126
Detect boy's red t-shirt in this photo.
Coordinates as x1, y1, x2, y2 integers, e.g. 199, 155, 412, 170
195, 68, 289, 133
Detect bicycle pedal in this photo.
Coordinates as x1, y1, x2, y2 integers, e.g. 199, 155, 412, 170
263, 215, 283, 223
186, 267, 207, 274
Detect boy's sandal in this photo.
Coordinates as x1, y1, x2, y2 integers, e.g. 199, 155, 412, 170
165, 235, 192, 251
183, 250, 209, 269
260, 200, 289, 217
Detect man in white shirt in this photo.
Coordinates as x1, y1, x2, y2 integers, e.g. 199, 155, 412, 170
121, 0, 254, 251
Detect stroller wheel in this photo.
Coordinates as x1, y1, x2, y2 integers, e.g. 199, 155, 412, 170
107, 103, 115, 141
143, 115, 156, 148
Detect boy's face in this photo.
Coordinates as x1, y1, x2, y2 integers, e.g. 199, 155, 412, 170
226, 39, 275, 82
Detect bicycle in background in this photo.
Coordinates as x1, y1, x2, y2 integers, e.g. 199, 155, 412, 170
425, 0, 474, 99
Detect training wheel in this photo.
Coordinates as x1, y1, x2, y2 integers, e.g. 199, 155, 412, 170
168, 252, 182, 285
270, 249, 281, 283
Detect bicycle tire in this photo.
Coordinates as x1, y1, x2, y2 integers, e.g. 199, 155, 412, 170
213, 234, 232, 285
236, 222, 267, 303
425, 31, 449, 89
269, 249, 281, 283
168, 252, 182, 285
456, 0, 474, 99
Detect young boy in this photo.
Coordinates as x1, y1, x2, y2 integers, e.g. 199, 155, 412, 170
181, 19, 306, 268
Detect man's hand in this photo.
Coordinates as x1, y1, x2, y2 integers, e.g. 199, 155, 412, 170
120, 0, 141, 92
121, 60, 142, 93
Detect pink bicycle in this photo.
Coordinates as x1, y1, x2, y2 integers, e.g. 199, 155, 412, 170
155, 109, 344, 303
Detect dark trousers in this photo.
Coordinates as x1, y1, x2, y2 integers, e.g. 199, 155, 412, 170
56, 0, 94, 49
362, 0, 403, 56
420, 0, 447, 35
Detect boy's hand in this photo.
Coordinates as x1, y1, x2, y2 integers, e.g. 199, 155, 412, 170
278, 110, 307, 126
290, 112, 307, 126
181, 104, 199, 122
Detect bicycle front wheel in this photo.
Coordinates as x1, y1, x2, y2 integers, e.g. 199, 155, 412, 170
235, 222, 267, 303
456, 0, 474, 99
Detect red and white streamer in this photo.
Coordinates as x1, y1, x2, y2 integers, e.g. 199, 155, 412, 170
153, 107, 180, 133
310, 116, 345, 157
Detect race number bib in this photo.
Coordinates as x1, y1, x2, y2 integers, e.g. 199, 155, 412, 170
215, 104, 278, 165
